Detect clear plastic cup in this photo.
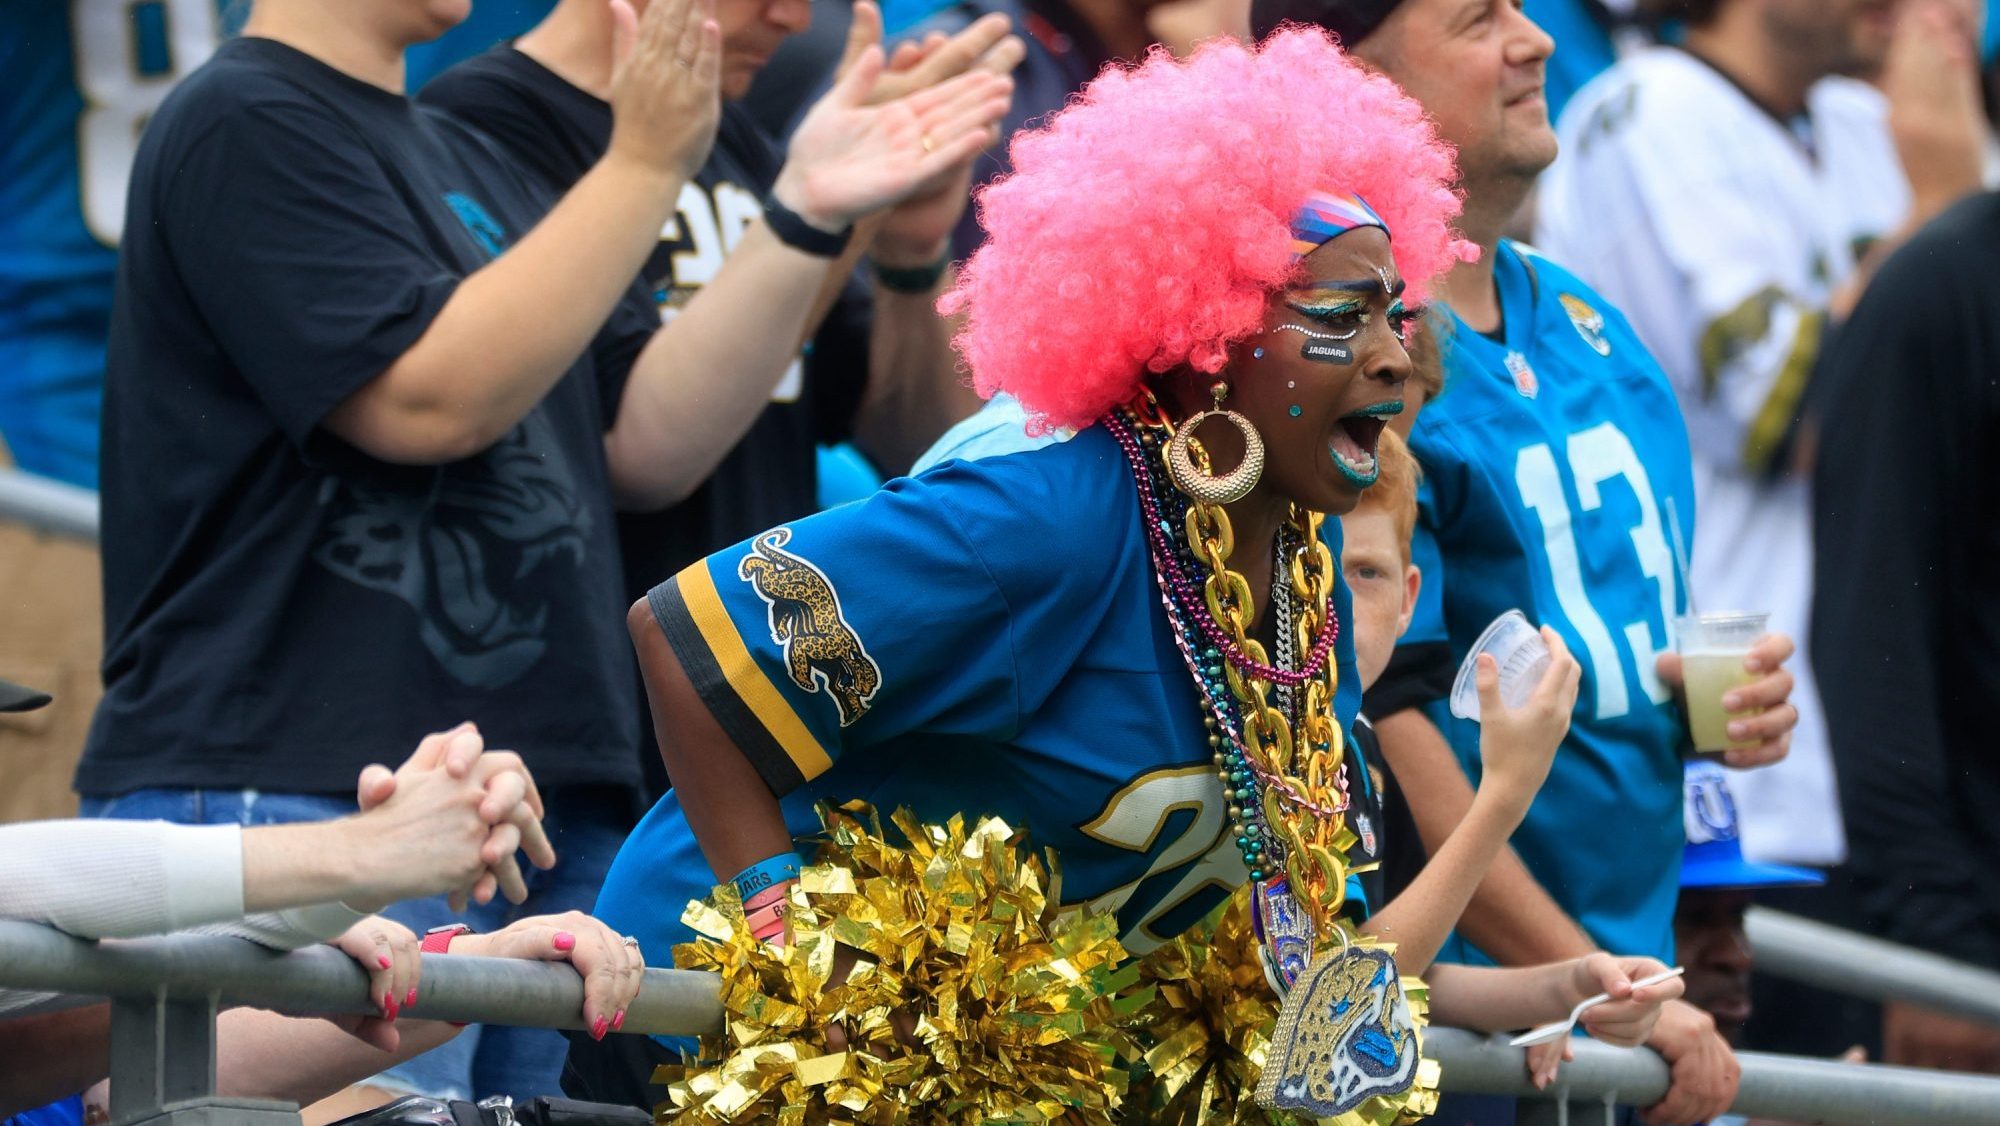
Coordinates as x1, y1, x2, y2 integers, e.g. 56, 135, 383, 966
1450, 609, 1554, 721
1677, 611, 1769, 754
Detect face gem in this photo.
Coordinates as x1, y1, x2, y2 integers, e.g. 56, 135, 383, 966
1254, 347, 1266, 359
1289, 405, 1303, 417
1302, 341, 1353, 364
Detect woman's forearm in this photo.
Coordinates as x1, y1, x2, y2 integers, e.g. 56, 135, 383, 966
629, 601, 795, 884
0, 1005, 111, 1118
216, 1010, 459, 1105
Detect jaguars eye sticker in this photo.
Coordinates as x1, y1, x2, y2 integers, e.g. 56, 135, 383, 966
1302, 341, 1354, 364
738, 528, 882, 726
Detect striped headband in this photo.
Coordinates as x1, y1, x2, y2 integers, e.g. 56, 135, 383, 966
1290, 190, 1388, 260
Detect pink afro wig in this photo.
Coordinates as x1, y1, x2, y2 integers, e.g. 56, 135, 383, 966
940, 27, 1475, 433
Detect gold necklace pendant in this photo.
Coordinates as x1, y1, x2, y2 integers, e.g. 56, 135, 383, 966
1256, 941, 1423, 1120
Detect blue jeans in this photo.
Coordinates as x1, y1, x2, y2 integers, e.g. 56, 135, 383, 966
83, 785, 635, 1101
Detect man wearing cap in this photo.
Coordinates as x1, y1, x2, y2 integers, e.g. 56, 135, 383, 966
1678, 760, 1825, 1048
1246, 1, 1804, 1122
1675, 761, 1842, 1126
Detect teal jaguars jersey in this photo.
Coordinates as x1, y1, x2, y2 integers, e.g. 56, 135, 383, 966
1407, 241, 1693, 964
2, 2, 226, 487
593, 426, 1364, 1037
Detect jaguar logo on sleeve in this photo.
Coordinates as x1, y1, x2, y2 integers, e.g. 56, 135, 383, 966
737, 528, 882, 726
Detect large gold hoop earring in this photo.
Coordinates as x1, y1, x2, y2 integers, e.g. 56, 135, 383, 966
1165, 382, 1265, 505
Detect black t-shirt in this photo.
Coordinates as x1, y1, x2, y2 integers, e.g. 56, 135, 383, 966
420, 48, 873, 599
1812, 191, 2000, 967
82, 37, 656, 797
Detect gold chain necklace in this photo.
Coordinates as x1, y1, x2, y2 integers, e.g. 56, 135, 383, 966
1143, 396, 1354, 941
1181, 492, 1355, 940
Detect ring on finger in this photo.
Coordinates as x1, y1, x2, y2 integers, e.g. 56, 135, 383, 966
622, 935, 641, 950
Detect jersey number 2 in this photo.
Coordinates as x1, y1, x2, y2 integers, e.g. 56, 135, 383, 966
1078, 765, 1243, 956
1514, 421, 1679, 719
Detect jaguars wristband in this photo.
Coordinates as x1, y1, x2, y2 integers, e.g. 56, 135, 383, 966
732, 853, 801, 902
872, 252, 952, 295
764, 195, 852, 258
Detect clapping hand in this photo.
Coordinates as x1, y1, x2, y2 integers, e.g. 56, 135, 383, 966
772, 8, 1014, 236
605, 0, 724, 182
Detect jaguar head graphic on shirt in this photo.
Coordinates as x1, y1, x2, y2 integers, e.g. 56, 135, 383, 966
312, 411, 591, 689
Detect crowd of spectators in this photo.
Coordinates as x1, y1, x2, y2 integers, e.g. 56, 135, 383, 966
3, 0, 1997, 1122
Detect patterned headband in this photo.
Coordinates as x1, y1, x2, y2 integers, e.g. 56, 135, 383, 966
1289, 190, 1388, 260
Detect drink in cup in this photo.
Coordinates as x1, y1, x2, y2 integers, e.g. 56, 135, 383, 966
1677, 611, 1768, 755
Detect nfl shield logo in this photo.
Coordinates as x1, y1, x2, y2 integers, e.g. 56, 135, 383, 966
1504, 351, 1538, 399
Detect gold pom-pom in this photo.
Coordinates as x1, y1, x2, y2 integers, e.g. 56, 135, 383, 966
1118, 889, 1441, 1126
658, 803, 1135, 1125
1118, 892, 1300, 1126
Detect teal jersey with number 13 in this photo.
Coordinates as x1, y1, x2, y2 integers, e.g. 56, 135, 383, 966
1407, 240, 1694, 965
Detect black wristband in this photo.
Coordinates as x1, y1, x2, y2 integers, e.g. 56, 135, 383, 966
764, 195, 852, 257
871, 252, 953, 295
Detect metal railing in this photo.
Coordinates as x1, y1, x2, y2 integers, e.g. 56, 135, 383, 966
9, 920, 2000, 1126
1427, 1029, 2000, 1126
0, 468, 100, 543
1748, 906, 2000, 1024
0, 920, 720, 1126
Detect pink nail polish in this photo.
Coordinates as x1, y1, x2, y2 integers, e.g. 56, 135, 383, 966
382, 993, 393, 1016
592, 1016, 608, 1040
553, 931, 576, 952
406, 988, 418, 1009
612, 1010, 625, 1032
378, 955, 393, 970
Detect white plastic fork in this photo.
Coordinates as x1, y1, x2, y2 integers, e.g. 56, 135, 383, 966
1507, 966, 1686, 1047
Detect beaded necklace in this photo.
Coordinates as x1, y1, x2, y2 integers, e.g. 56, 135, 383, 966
1106, 409, 1355, 962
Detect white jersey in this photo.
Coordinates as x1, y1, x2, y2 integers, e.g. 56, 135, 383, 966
1536, 47, 1909, 867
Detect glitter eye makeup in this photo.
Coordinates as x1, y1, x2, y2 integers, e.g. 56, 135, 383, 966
1283, 296, 1368, 322
1275, 270, 1409, 362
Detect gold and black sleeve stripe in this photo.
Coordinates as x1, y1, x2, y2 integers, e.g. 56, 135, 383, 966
648, 564, 834, 796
